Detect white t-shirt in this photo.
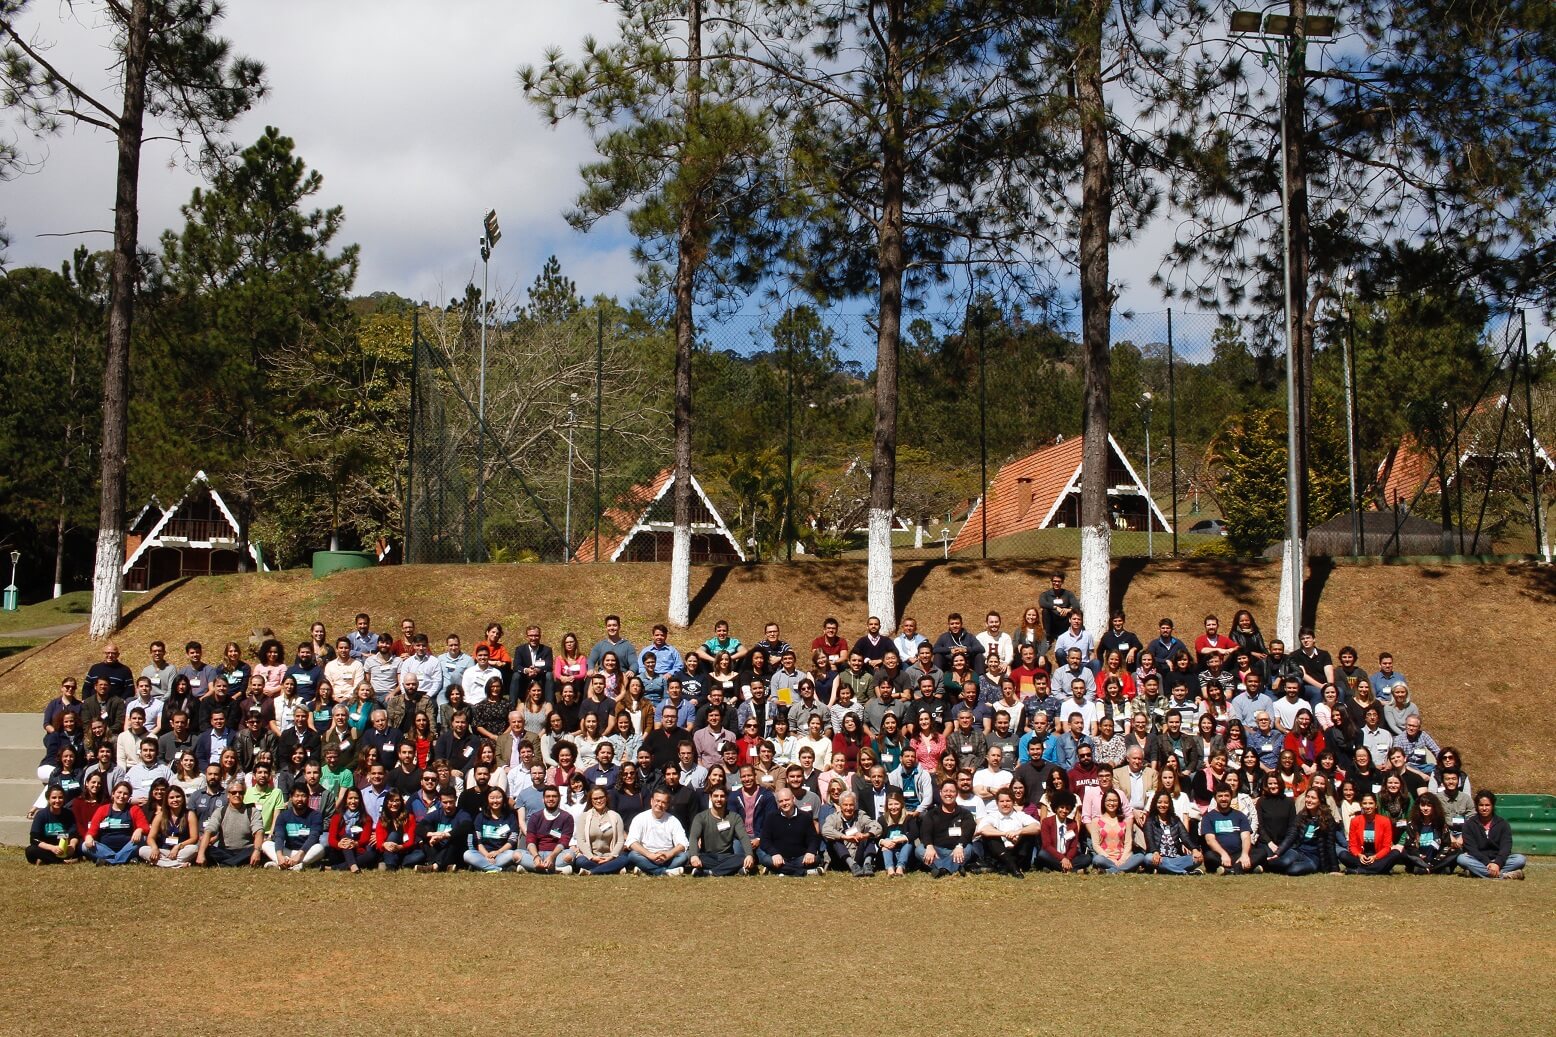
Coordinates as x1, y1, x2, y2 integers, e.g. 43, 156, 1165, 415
1271, 695, 1306, 731
626, 810, 687, 854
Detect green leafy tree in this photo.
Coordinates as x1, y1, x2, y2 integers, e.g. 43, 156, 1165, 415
1212, 404, 1347, 555
524, 0, 781, 625
158, 126, 358, 566
1, 0, 264, 636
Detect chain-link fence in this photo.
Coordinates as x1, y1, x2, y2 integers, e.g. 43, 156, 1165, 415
406, 296, 1551, 566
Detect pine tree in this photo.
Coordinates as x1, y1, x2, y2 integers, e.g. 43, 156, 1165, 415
1, 0, 264, 637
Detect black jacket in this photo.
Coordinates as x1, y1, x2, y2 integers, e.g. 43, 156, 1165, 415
1461, 815, 1515, 868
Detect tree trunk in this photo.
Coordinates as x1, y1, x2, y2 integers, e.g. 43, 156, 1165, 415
55, 337, 79, 599
89, 0, 150, 641
1076, 0, 1113, 636
667, 0, 704, 629
1276, 0, 1311, 642
867, 0, 906, 635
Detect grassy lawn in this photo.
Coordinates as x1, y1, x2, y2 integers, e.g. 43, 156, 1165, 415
2, 854, 1552, 1035
0, 589, 90, 635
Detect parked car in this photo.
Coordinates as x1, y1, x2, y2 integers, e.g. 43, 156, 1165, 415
1188, 518, 1229, 536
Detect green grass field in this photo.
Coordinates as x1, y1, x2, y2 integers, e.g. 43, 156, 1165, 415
0, 589, 90, 635
3, 854, 1552, 1035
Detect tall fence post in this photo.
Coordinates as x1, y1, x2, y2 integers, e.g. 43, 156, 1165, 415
594, 308, 603, 564
1167, 307, 1179, 557
404, 305, 419, 563
978, 306, 988, 559
785, 321, 795, 562
1522, 310, 1546, 560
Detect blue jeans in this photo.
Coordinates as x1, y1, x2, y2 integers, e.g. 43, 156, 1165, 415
915, 842, 980, 874
757, 848, 812, 876
1460, 853, 1527, 878
517, 847, 576, 872
1092, 852, 1147, 873
625, 849, 689, 875
91, 840, 139, 865
577, 854, 630, 874
881, 841, 912, 870
1150, 853, 1199, 874
463, 847, 515, 872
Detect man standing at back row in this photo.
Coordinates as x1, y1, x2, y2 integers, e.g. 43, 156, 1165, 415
1039, 573, 1080, 646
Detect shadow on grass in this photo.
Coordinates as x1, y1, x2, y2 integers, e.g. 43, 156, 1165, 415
687, 567, 733, 627
893, 561, 945, 619
1302, 557, 1334, 628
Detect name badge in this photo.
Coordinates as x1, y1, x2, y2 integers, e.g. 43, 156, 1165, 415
1214, 819, 1233, 834
717, 820, 731, 831
948, 826, 962, 837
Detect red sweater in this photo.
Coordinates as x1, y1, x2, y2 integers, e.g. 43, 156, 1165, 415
1348, 813, 1394, 857
374, 814, 417, 851
328, 812, 379, 850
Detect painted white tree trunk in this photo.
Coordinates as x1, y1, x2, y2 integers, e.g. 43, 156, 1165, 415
914, 521, 924, 549
1275, 537, 1301, 647
668, 524, 691, 629
88, 531, 123, 640
868, 507, 896, 634
1079, 523, 1110, 637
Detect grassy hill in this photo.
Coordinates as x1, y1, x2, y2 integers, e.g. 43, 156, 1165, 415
3, 556, 1552, 790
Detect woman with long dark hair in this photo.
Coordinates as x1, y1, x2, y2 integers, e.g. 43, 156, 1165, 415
1402, 791, 1459, 875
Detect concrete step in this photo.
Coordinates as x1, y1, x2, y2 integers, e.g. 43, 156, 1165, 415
0, 713, 39, 747
0, 816, 30, 847
0, 779, 36, 816
0, 744, 41, 776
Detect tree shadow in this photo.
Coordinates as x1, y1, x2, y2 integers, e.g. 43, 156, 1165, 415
1110, 558, 1150, 615
687, 566, 734, 627
894, 560, 945, 619
1302, 557, 1335, 629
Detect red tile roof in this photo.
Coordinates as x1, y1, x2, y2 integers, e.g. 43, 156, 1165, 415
571, 466, 674, 563
950, 437, 1084, 553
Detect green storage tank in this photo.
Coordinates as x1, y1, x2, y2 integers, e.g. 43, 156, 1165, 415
311, 550, 377, 579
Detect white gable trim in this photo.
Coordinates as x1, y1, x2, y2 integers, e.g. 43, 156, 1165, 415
608, 472, 747, 563
1104, 434, 1174, 532
1037, 461, 1084, 530
122, 470, 264, 574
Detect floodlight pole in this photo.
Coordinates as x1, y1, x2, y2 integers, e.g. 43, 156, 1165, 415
475, 210, 500, 564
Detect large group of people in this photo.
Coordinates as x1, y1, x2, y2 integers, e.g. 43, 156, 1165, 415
27, 572, 1527, 880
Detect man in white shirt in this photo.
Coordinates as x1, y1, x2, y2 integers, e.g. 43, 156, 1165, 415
893, 617, 927, 665
437, 635, 474, 706
976, 611, 1015, 667
123, 738, 173, 803
624, 789, 690, 875
399, 635, 444, 704
972, 745, 1013, 804
460, 645, 504, 699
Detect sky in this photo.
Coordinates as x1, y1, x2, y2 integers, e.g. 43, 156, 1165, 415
0, 1, 1291, 326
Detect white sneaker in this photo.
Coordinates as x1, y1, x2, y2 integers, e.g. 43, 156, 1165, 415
664, 866, 684, 876
263, 861, 278, 869
805, 868, 822, 876
556, 864, 574, 875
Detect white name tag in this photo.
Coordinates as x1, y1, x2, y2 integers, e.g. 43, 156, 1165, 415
717, 820, 731, 831
948, 826, 962, 837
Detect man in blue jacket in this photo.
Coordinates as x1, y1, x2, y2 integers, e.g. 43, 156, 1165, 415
263, 784, 324, 870
758, 787, 819, 876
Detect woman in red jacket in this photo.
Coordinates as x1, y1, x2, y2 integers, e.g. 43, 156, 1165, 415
376, 789, 420, 871
1034, 792, 1088, 873
326, 787, 380, 872
1339, 792, 1403, 874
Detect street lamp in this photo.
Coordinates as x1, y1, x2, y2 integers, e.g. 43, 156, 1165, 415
1231, 6, 1335, 643
565, 392, 578, 561
1138, 392, 1154, 558
4, 549, 19, 612
473, 209, 501, 563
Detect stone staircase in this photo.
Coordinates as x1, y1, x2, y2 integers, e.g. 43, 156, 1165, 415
0, 714, 40, 845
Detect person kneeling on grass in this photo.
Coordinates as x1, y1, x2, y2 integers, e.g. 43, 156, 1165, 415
464, 786, 520, 872
821, 791, 880, 876
689, 784, 754, 876
1034, 791, 1086, 873
915, 779, 980, 878
1142, 792, 1202, 874
27, 786, 80, 865
625, 788, 690, 875
1088, 788, 1146, 873
1272, 788, 1336, 875
977, 787, 1039, 877
759, 787, 820, 876
83, 781, 146, 866
264, 784, 325, 871
1200, 784, 1255, 874
520, 784, 576, 873
326, 787, 380, 872
1339, 792, 1403, 875
1458, 791, 1526, 881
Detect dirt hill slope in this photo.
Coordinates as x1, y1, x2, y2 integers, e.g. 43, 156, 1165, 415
4, 557, 1551, 790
